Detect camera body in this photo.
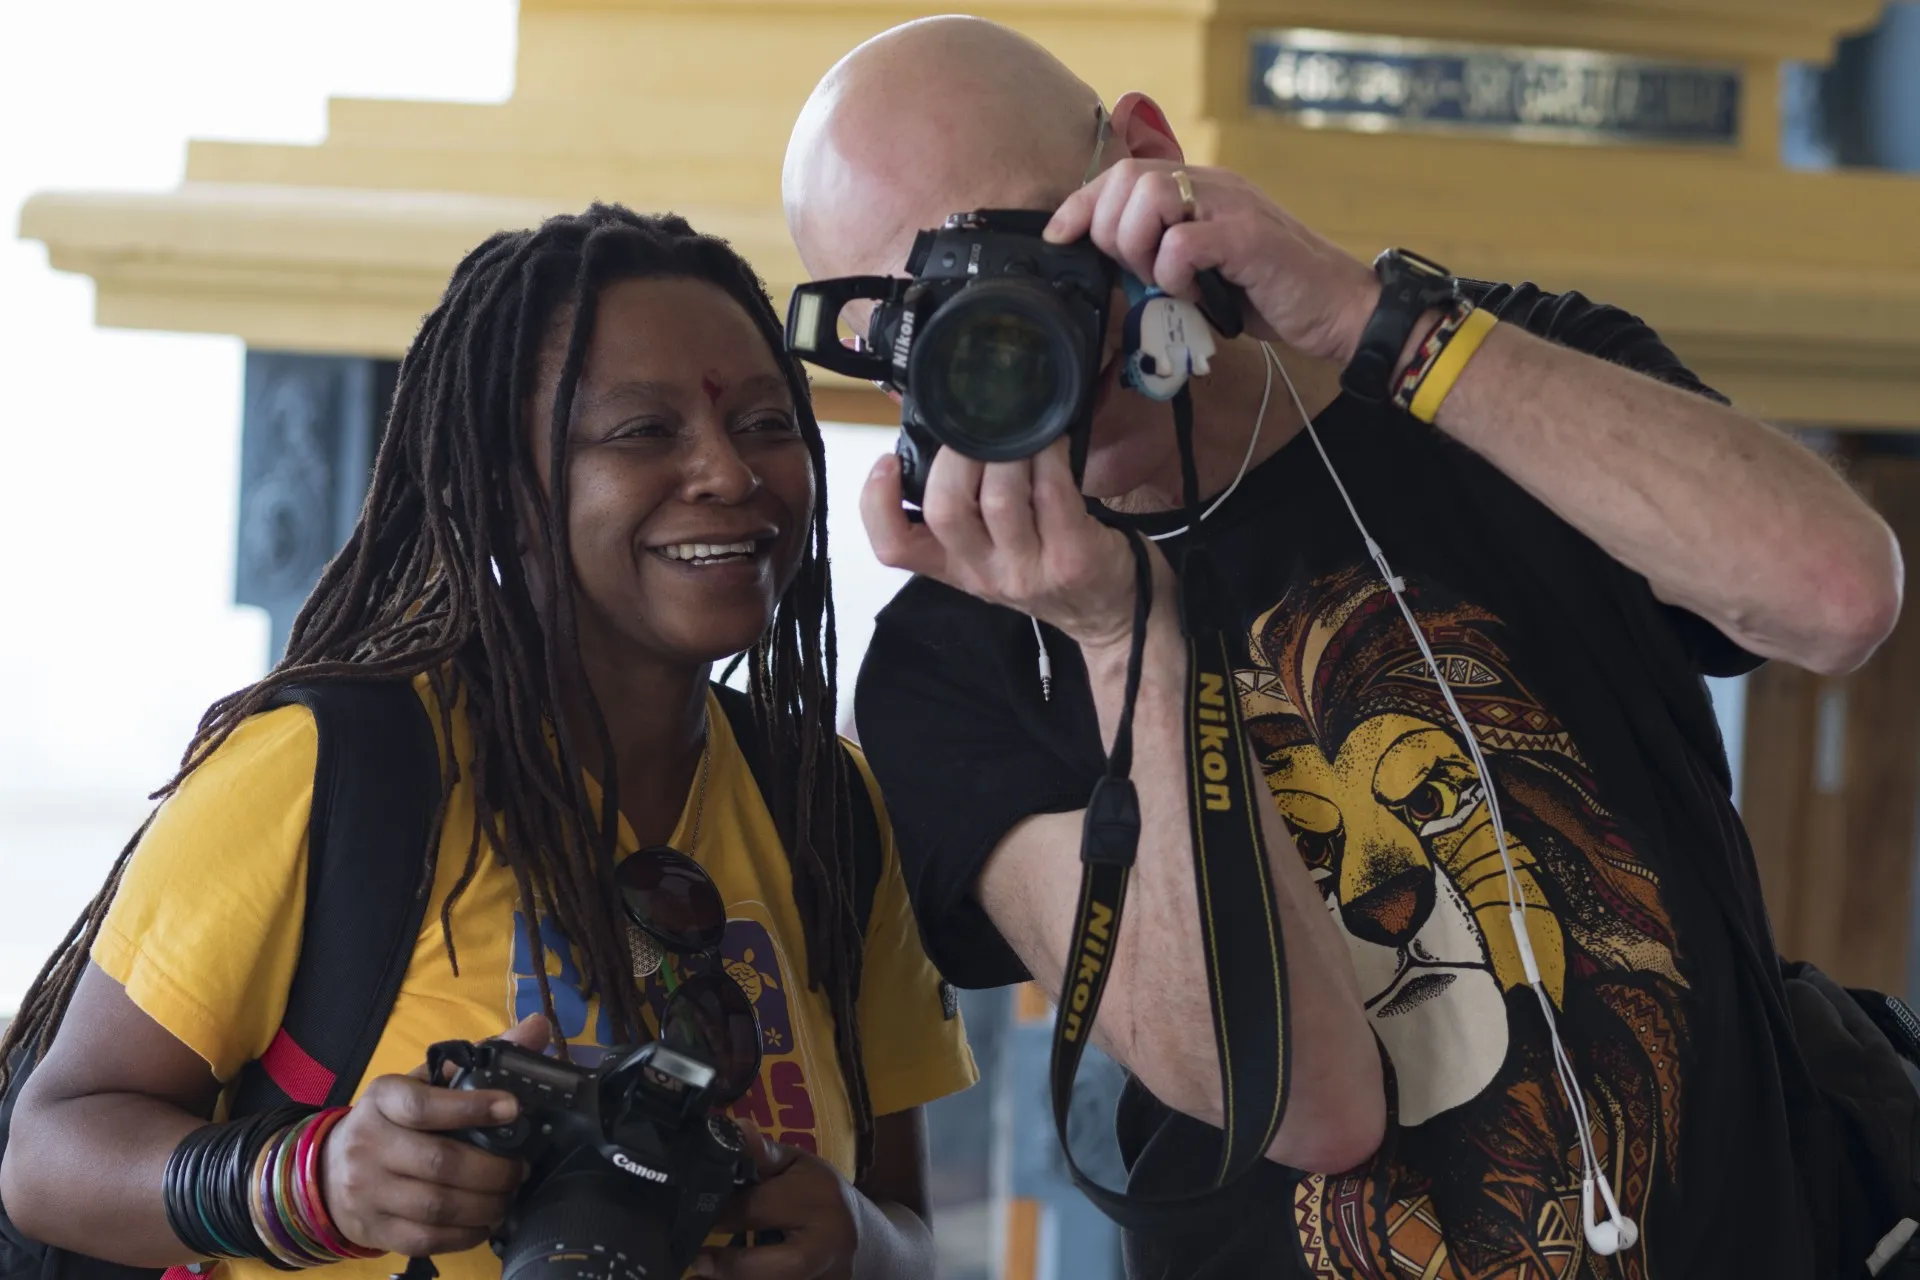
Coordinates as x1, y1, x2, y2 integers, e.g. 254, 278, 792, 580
787, 209, 1116, 504
429, 1038, 754, 1280
786, 208, 1243, 505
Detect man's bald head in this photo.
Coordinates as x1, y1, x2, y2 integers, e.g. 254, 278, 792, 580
784, 16, 1103, 280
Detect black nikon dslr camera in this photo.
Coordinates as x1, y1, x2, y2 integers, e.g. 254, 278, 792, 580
427, 1037, 754, 1280
784, 208, 1241, 504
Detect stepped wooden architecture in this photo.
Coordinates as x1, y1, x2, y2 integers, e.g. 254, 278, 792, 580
21, 0, 1920, 424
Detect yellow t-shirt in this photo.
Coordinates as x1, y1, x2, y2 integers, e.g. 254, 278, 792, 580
93, 676, 975, 1280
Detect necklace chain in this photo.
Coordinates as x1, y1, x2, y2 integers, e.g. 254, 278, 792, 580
685, 705, 712, 852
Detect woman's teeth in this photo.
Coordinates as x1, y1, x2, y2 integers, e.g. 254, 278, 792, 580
657, 540, 757, 564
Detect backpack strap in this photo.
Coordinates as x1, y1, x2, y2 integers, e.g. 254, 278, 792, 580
228, 680, 441, 1113
711, 683, 883, 941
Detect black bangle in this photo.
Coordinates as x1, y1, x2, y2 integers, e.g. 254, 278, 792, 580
163, 1107, 311, 1267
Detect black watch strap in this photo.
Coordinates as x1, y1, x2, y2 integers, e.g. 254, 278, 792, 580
1340, 249, 1458, 403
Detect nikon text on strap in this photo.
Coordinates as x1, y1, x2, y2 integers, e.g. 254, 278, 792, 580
1048, 385, 1292, 1232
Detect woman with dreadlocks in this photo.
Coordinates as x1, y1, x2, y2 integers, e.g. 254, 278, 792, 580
0, 205, 974, 1280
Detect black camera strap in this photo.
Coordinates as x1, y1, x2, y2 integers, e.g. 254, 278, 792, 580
1048, 386, 1291, 1232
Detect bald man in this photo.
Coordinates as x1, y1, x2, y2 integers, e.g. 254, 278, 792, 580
785, 17, 1904, 1280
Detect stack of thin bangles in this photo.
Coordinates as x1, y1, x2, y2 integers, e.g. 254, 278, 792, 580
163, 1106, 384, 1269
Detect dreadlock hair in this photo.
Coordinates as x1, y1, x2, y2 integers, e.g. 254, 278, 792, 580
0, 204, 876, 1172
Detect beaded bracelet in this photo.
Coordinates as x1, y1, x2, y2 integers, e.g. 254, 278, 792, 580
1389, 295, 1474, 415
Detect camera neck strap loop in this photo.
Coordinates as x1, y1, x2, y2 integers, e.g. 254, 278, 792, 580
1049, 385, 1293, 1232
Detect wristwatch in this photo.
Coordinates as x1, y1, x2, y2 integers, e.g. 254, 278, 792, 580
1339, 249, 1458, 403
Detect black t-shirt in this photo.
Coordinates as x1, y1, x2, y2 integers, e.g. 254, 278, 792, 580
857, 283, 1819, 1279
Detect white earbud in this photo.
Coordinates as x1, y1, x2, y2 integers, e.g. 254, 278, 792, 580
1583, 1173, 1639, 1255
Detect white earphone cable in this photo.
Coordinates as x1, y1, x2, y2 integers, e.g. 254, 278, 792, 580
1029, 341, 1274, 699
1027, 333, 1628, 1253
1264, 341, 1628, 1253
1144, 341, 1273, 544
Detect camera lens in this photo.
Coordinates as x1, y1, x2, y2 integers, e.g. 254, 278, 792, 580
910, 280, 1085, 461
498, 1171, 674, 1280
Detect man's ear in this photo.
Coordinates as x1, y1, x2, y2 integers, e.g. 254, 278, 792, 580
1109, 91, 1185, 164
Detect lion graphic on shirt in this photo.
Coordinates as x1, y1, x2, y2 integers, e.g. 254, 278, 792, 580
1237, 567, 1689, 1280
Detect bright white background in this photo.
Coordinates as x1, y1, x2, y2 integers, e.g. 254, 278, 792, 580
0, 0, 909, 1013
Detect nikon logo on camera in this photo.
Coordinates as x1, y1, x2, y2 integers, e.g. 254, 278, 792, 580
1197, 673, 1233, 812
1062, 900, 1115, 1043
611, 1152, 671, 1184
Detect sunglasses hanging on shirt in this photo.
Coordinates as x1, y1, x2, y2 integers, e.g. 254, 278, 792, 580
615, 839, 763, 1106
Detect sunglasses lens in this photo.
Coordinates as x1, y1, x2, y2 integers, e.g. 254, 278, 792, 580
662, 972, 762, 1104
616, 846, 726, 952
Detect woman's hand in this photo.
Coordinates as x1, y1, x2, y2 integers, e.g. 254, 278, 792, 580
1045, 158, 1381, 365
692, 1129, 862, 1280
861, 438, 1166, 655
319, 1014, 549, 1258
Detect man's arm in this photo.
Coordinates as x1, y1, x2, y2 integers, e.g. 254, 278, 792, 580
861, 445, 1385, 1175
1429, 318, 1902, 675
1045, 160, 1904, 677
976, 555, 1383, 1173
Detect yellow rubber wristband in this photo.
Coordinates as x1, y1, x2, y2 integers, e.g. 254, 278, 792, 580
1408, 307, 1497, 424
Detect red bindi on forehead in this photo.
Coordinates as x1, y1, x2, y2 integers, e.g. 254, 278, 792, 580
701, 374, 725, 404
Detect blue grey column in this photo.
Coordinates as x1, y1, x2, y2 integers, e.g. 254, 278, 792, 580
1006, 1022, 1127, 1280
234, 351, 398, 660
923, 986, 1014, 1280
1821, 3, 1920, 171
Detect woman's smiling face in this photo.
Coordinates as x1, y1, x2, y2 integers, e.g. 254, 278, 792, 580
528, 274, 816, 667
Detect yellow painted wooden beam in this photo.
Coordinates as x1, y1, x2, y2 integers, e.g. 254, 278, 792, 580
18, 0, 1918, 426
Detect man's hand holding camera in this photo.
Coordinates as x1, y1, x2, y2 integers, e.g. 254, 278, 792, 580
861, 439, 1163, 659
859, 154, 1387, 655
1045, 157, 1385, 366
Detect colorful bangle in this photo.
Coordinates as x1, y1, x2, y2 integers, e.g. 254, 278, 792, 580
247, 1128, 301, 1269
1406, 306, 1498, 425
166, 1105, 382, 1269
164, 1109, 310, 1264
268, 1120, 331, 1267
284, 1110, 367, 1262
299, 1108, 381, 1260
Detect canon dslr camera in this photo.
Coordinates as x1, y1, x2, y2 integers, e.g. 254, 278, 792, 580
427, 1037, 754, 1280
785, 208, 1240, 504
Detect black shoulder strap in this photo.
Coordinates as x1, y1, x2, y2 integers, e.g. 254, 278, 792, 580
230, 680, 441, 1114
711, 683, 883, 940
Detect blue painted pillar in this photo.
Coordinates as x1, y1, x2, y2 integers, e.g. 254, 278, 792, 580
1822, 3, 1920, 171
1006, 1014, 1127, 1280
234, 351, 397, 659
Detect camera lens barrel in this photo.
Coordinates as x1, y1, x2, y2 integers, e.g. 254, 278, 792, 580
497, 1171, 677, 1280
908, 278, 1089, 462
